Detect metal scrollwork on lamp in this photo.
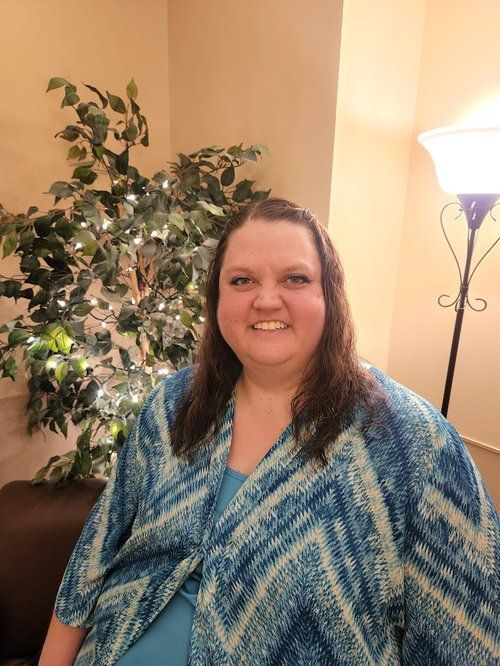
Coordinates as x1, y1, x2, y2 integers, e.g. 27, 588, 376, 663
418, 126, 500, 417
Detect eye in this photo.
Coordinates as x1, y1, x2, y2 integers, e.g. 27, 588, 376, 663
286, 274, 310, 284
229, 276, 252, 286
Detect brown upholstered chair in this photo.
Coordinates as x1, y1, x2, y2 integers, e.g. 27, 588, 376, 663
0, 478, 106, 665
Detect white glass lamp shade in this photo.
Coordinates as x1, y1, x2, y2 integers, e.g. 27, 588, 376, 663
418, 126, 500, 194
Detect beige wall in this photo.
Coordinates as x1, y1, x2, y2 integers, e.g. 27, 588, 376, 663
0, 0, 343, 485
0, 0, 170, 485
168, 0, 343, 226
329, 0, 426, 369
386, 0, 500, 506
329, 0, 498, 507
388, 0, 500, 453
1, 0, 498, 506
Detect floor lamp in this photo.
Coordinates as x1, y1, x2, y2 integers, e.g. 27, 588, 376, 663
418, 126, 500, 418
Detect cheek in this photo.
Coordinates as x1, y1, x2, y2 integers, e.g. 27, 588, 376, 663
296, 290, 326, 323
217, 291, 248, 329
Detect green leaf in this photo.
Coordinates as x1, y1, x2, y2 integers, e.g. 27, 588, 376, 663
126, 78, 138, 101
221, 166, 235, 186
2, 232, 17, 258
124, 119, 139, 142
168, 213, 185, 230
67, 145, 81, 160
47, 77, 69, 92
72, 165, 97, 185
62, 85, 80, 108
101, 285, 126, 303
232, 179, 254, 202
8, 329, 31, 347
92, 145, 104, 160
55, 330, 74, 354
197, 201, 224, 216
2, 355, 18, 379
251, 143, 270, 156
115, 150, 129, 175
55, 361, 68, 384
49, 466, 64, 484
106, 91, 127, 114
109, 420, 124, 438
83, 83, 108, 108
180, 311, 193, 328
79, 202, 101, 225
57, 126, 82, 142
47, 181, 74, 200
73, 302, 93, 317
70, 356, 88, 377
34, 217, 51, 238
32, 465, 50, 484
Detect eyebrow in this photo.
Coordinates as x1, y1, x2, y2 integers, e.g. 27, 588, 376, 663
223, 262, 314, 275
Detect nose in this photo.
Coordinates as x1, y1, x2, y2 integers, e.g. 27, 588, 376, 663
252, 282, 284, 309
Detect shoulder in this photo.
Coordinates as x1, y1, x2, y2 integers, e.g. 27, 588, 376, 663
357, 358, 464, 489
355, 361, 495, 531
136, 365, 198, 430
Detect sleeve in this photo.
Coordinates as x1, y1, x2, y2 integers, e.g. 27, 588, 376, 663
53, 389, 154, 628
401, 420, 500, 664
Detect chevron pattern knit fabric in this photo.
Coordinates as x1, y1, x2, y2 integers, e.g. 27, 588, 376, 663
54, 363, 499, 665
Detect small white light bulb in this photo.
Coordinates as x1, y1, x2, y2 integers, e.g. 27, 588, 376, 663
175, 314, 181, 321
80, 222, 87, 228
158, 302, 165, 311
131, 298, 135, 304
199, 316, 205, 323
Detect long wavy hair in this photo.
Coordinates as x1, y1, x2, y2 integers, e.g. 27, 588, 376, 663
171, 198, 387, 467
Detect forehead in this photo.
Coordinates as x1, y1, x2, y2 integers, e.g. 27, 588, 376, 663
221, 219, 321, 270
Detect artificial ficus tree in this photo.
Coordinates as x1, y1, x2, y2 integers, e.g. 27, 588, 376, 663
0, 77, 269, 485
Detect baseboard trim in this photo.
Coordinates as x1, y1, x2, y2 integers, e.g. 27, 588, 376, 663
462, 435, 500, 455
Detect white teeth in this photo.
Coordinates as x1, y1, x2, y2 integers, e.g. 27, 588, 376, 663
252, 321, 288, 330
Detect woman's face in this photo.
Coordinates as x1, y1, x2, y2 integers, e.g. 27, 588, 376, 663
217, 218, 326, 379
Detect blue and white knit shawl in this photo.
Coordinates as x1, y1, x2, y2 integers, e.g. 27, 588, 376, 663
55, 363, 499, 665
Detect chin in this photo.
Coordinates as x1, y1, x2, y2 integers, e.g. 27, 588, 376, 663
247, 354, 293, 367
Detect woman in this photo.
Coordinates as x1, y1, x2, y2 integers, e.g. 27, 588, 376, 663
40, 198, 498, 665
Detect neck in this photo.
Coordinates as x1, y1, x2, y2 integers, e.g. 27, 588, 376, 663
236, 367, 301, 414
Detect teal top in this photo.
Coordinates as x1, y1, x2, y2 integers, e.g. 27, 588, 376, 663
115, 465, 247, 664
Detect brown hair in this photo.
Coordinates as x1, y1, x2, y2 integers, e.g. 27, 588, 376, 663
171, 198, 387, 467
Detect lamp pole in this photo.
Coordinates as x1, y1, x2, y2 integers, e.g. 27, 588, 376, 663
440, 194, 499, 417
419, 126, 500, 417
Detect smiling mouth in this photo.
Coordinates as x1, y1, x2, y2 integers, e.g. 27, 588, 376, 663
250, 326, 291, 333
251, 323, 290, 331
